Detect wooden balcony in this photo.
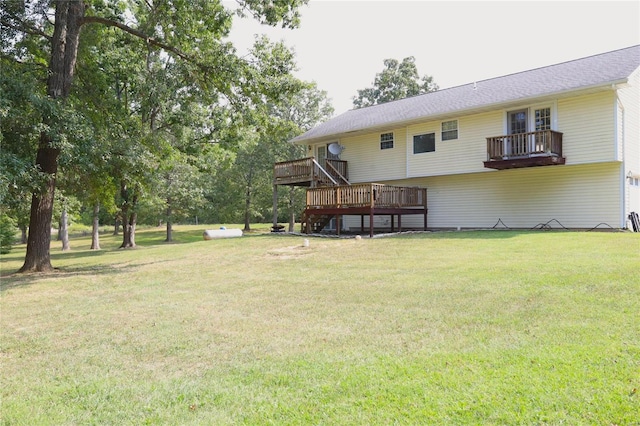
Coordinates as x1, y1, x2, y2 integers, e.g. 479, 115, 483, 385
273, 157, 349, 187
484, 130, 565, 170
303, 184, 428, 237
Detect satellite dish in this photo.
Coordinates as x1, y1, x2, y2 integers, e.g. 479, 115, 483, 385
328, 143, 344, 156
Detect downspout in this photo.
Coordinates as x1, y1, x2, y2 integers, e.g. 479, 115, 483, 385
406, 126, 410, 179
615, 87, 626, 228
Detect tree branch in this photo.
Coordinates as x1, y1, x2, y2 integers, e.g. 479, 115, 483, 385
81, 16, 245, 111
81, 16, 192, 63
0, 17, 52, 41
0, 52, 48, 71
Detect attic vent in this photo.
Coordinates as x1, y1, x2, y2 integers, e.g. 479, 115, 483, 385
473, 82, 477, 90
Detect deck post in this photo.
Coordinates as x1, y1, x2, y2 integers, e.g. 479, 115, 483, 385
369, 184, 375, 238
423, 188, 428, 231
272, 184, 278, 229
369, 212, 374, 238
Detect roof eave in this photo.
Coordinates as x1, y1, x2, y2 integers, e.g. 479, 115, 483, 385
289, 78, 631, 145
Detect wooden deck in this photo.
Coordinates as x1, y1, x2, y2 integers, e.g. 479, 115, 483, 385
302, 183, 428, 237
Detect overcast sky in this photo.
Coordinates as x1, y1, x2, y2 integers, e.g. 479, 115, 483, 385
228, 1, 640, 116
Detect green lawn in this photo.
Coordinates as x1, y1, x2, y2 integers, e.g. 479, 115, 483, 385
1, 227, 639, 424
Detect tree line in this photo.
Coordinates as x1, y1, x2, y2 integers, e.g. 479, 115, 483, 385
1, 0, 437, 272
1, 0, 334, 271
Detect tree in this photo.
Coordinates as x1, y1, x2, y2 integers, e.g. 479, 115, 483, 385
157, 155, 205, 242
0, 214, 16, 254
1, 0, 309, 272
269, 83, 334, 230
352, 57, 439, 109
0, 61, 43, 245
211, 79, 334, 231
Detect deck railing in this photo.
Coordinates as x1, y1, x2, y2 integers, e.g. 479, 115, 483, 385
274, 157, 314, 184
487, 130, 563, 160
306, 183, 427, 209
273, 157, 349, 186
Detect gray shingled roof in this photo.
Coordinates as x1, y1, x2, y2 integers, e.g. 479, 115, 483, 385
291, 45, 640, 144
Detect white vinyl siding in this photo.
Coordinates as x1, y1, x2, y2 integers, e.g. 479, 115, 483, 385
557, 91, 617, 165
421, 163, 621, 229
618, 67, 640, 221
341, 163, 622, 231
342, 128, 407, 183
408, 111, 502, 178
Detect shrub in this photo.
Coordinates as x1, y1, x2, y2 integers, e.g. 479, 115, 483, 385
0, 214, 16, 254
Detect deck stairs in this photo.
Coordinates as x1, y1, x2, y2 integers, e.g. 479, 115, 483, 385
303, 160, 348, 233
300, 212, 334, 234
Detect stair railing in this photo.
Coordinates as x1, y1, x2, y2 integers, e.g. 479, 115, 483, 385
325, 160, 350, 185
312, 158, 338, 186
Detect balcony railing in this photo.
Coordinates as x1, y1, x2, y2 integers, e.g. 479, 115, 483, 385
487, 130, 563, 159
273, 157, 349, 186
306, 183, 427, 209
485, 130, 564, 169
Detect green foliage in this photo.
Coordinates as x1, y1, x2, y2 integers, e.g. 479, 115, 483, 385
235, 0, 310, 29
3, 0, 321, 267
0, 214, 16, 254
353, 57, 439, 109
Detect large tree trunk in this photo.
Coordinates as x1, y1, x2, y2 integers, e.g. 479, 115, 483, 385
120, 182, 137, 248
20, 146, 60, 272
90, 202, 100, 250
243, 187, 251, 231
288, 187, 295, 232
19, 1, 85, 272
120, 212, 136, 248
59, 206, 70, 251
20, 225, 27, 245
165, 204, 173, 242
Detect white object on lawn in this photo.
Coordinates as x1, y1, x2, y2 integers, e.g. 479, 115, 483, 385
203, 229, 243, 240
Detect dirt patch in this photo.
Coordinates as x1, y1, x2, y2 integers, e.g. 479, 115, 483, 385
265, 245, 311, 260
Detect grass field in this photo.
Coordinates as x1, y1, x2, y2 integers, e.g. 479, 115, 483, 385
1, 226, 639, 424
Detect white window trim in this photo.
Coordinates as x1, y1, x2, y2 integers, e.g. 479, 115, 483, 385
503, 101, 557, 134
380, 132, 394, 150
441, 119, 459, 141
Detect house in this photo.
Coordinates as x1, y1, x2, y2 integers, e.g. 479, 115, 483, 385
273, 45, 640, 235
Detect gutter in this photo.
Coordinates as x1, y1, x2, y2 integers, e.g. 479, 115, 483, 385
616, 90, 627, 228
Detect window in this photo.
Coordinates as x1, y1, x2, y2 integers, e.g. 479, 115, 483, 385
508, 110, 528, 134
413, 133, 435, 154
380, 132, 394, 150
535, 107, 551, 131
441, 120, 458, 140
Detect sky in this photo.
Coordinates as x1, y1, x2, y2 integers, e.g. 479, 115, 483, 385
228, 1, 640, 116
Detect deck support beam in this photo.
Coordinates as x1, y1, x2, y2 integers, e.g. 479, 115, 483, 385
369, 211, 374, 238
272, 184, 278, 229
304, 206, 428, 236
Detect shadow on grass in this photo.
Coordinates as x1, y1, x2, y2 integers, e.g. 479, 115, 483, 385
430, 229, 533, 239
237, 228, 558, 240
0, 249, 163, 292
